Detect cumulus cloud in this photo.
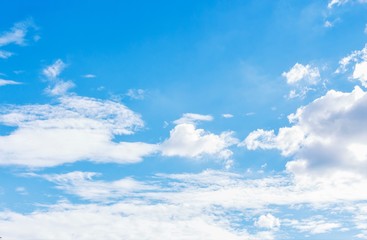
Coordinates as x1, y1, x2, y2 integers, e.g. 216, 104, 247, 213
0, 95, 157, 167
0, 79, 22, 87
255, 214, 280, 230
160, 113, 238, 168
243, 86, 367, 177
282, 63, 321, 99
336, 44, 367, 87
161, 123, 238, 167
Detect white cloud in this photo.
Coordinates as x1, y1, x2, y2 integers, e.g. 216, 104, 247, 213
0, 19, 36, 47
82, 74, 96, 78
244, 86, 367, 177
324, 20, 333, 28
328, 0, 367, 8
282, 63, 320, 85
353, 61, 367, 87
336, 44, 367, 87
285, 217, 341, 234
222, 113, 234, 118
255, 214, 280, 230
43, 59, 66, 80
45, 80, 75, 96
0, 79, 22, 87
126, 89, 145, 100
0, 201, 259, 240
173, 113, 213, 125
282, 63, 321, 99
0, 50, 13, 59
0, 95, 157, 167
34, 171, 155, 202
3, 168, 366, 239
328, 0, 349, 8
161, 123, 238, 165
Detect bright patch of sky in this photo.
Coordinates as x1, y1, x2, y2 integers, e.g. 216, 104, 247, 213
1, 0, 367, 239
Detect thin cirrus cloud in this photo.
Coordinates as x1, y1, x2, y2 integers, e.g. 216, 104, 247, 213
0, 50, 13, 59
0, 79, 22, 86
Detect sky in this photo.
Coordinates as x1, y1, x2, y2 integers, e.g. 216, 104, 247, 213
1, 0, 367, 239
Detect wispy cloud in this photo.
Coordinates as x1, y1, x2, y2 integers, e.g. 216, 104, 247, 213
82, 74, 96, 78
43, 59, 66, 80
126, 88, 145, 100
0, 19, 37, 48
0, 79, 22, 86
0, 50, 13, 59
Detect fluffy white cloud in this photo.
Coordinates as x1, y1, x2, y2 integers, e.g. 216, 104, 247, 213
161, 123, 238, 166
353, 61, 367, 86
336, 44, 367, 87
0, 95, 157, 167
244, 86, 367, 177
0, 79, 22, 86
255, 214, 280, 230
282, 63, 320, 85
282, 63, 321, 99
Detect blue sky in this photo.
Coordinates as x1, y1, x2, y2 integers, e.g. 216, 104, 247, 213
1, 0, 367, 239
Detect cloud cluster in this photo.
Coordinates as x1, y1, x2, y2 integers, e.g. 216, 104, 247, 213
0, 93, 157, 167
162, 114, 238, 168
282, 63, 321, 99
2, 168, 367, 239
336, 44, 367, 87
244, 86, 367, 177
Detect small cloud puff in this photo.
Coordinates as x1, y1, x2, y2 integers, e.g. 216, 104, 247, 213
282, 63, 321, 99
174, 113, 213, 125
82, 74, 96, 78
254, 214, 280, 230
